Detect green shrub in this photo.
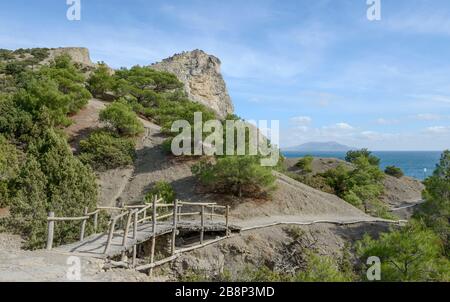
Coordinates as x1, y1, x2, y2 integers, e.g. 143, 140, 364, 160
295, 252, 354, 282
144, 98, 216, 134
295, 155, 313, 173
322, 164, 351, 197
415, 150, 450, 255
0, 135, 21, 207
87, 62, 114, 98
145, 181, 176, 204
343, 190, 364, 209
192, 156, 276, 198
114, 65, 183, 97
0, 54, 101, 249
79, 130, 136, 171
29, 48, 50, 61
3, 129, 98, 249
0, 95, 33, 139
12, 54, 92, 125
356, 221, 450, 281
345, 149, 380, 166
319, 154, 386, 216
99, 100, 144, 136
0, 49, 14, 61
385, 165, 404, 178
4, 61, 27, 75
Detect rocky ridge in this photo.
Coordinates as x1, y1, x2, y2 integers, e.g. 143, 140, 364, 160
150, 49, 234, 118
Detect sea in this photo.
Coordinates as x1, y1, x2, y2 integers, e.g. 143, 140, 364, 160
282, 151, 443, 180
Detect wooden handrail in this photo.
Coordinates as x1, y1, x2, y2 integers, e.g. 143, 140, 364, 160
177, 212, 201, 217
46, 196, 232, 258
47, 216, 90, 222
97, 206, 123, 211
178, 201, 217, 206
156, 213, 173, 220
110, 210, 130, 221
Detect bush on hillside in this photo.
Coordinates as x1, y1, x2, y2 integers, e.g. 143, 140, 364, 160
12, 54, 92, 125
99, 100, 144, 136
145, 181, 176, 204
87, 62, 114, 98
415, 150, 450, 255
0, 95, 33, 139
0, 135, 21, 207
29, 48, 50, 61
345, 149, 380, 166
385, 165, 404, 178
192, 156, 276, 198
4, 61, 28, 75
295, 156, 313, 173
79, 130, 136, 171
356, 221, 450, 281
319, 154, 387, 217
0, 49, 14, 61
2, 128, 98, 249
114, 66, 183, 98
295, 252, 354, 282
143, 97, 217, 133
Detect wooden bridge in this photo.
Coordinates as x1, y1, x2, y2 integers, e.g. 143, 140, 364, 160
46, 197, 238, 274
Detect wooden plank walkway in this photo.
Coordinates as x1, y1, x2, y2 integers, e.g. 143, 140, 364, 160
53, 221, 240, 258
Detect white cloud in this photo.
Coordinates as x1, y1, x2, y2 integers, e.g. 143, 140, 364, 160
425, 126, 450, 134
290, 116, 312, 126
332, 123, 354, 130
413, 113, 442, 121
410, 94, 450, 105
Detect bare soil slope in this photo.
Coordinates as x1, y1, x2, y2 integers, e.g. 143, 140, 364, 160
65, 100, 373, 223
164, 222, 391, 280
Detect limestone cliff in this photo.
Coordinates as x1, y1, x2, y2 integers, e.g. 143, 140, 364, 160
45, 47, 96, 68
150, 50, 234, 118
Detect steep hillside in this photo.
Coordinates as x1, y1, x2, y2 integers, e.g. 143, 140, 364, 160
65, 99, 371, 224
284, 157, 424, 207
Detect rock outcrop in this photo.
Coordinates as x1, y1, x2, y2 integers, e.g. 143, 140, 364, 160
45, 47, 96, 68
150, 50, 234, 118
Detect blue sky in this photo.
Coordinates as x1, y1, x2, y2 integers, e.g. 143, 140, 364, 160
1, 0, 450, 150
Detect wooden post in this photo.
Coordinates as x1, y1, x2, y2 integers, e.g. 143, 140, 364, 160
132, 244, 137, 268
200, 205, 205, 244
122, 210, 133, 246
171, 199, 178, 255
225, 205, 230, 237
80, 207, 88, 241
104, 218, 116, 254
177, 200, 182, 223
93, 211, 99, 233
46, 212, 55, 250
210, 205, 214, 221
133, 210, 138, 240
149, 196, 157, 277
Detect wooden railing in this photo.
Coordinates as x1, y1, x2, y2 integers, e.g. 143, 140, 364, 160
46, 208, 101, 250
46, 195, 231, 266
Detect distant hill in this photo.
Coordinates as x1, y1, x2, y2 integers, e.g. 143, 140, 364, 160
283, 142, 354, 152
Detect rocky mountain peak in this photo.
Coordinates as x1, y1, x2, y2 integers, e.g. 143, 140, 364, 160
150, 49, 234, 117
